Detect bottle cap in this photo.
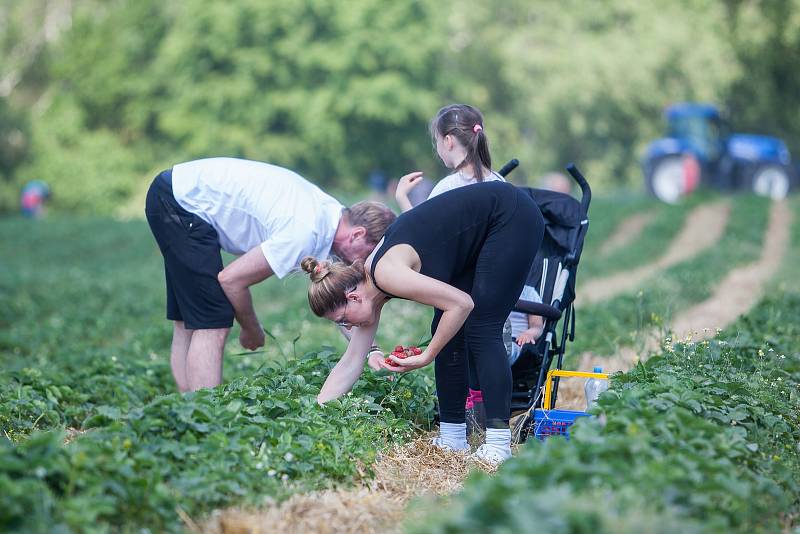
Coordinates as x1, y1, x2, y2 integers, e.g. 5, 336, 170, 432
593, 367, 602, 373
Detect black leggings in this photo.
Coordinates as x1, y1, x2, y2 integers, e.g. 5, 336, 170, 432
433, 202, 543, 429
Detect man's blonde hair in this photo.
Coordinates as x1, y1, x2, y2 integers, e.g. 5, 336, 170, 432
344, 201, 396, 245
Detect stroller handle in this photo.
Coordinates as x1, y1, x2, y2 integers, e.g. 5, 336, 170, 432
564, 163, 591, 266
498, 158, 520, 177
566, 163, 591, 214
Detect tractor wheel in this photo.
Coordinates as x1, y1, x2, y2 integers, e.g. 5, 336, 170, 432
647, 155, 697, 203
751, 165, 790, 200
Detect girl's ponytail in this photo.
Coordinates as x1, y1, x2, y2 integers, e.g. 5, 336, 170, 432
431, 104, 492, 181
469, 122, 492, 182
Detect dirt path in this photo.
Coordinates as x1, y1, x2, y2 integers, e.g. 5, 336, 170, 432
558, 200, 792, 409
204, 437, 485, 534
598, 212, 656, 257
578, 200, 731, 305
670, 200, 792, 340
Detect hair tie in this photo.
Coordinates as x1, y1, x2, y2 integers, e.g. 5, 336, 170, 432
473, 124, 483, 133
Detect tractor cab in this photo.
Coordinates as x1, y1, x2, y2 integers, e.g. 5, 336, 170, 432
665, 103, 725, 164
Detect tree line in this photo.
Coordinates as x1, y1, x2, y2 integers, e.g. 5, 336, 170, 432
0, 0, 798, 213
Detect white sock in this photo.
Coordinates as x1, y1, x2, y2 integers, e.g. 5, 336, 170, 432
433, 422, 468, 450
470, 427, 513, 464
485, 427, 511, 450
440, 422, 467, 443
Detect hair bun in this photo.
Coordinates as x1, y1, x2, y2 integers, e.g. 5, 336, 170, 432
300, 256, 318, 274
301, 256, 330, 282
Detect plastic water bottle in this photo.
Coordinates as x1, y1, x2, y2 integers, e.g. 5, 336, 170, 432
584, 367, 609, 411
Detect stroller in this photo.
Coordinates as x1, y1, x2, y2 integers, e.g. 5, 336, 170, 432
497, 161, 592, 442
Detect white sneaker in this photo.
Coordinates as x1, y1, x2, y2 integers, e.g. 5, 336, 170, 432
431, 436, 469, 452
470, 443, 512, 465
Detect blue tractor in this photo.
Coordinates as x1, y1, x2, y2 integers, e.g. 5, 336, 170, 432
643, 103, 795, 203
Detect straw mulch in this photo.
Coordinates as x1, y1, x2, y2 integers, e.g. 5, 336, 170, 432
203, 434, 496, 534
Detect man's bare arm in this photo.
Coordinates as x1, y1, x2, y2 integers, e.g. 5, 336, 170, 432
218, 246, 273, 349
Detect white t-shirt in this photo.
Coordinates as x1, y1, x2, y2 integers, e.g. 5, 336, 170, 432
427, 170, 505, 200
171, 158, 343, 279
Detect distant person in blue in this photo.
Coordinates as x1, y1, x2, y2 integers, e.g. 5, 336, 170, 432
368, 169, 388, 202
20, 181, 51, 218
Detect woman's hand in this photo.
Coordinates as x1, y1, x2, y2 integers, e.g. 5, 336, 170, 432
367, 351, 386, 371
372, 258, 473, 366
395, 171, 424, 212
384, 349, 435, 373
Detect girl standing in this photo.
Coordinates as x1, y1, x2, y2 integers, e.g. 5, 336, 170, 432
395, 103, 545, 434
395, 103, 505, 211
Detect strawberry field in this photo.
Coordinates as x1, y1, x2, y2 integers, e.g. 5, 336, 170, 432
1, 193, 799, 533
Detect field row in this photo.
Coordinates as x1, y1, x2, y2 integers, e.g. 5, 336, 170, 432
409, 292, 800, 532
1, 194, 797, 532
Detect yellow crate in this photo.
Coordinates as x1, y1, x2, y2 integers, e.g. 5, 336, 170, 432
542, 369, 609, 410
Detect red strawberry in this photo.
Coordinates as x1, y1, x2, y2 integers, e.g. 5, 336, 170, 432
394, 345, 404, 353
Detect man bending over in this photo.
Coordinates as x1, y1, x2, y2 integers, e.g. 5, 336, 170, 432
145, 157, 396, 391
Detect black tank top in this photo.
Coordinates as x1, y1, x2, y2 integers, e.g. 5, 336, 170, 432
370, 181, 522, 297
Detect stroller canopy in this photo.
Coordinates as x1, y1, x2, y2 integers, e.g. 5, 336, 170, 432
517, 187, 587, 312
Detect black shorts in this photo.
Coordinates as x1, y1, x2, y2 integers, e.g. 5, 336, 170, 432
145, 170, 234, 330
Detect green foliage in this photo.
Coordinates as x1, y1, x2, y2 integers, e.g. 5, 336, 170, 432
0, 98, 29, 210
5, 0, 798, 212
725, 0, 800, 158
8, 0, 453, 213
151, 0, 448, 180
450, 0, 739, 184
16, 96, 148, 214
1, 349, 436, 532
0, 98, 28, 177
0, 213, 437, 530
410, 293, 800, 533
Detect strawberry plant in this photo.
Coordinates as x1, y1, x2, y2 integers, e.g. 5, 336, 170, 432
411, 293, 800, 533
0, 217, 437, 531
1, 349, 436, 531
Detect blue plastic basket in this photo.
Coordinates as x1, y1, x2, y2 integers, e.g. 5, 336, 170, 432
532, 409, 591, 440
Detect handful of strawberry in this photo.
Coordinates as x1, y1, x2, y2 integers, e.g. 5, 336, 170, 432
384, 345, 422, 366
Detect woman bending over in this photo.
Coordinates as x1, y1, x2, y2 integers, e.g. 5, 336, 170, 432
302, 181, 544, 464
